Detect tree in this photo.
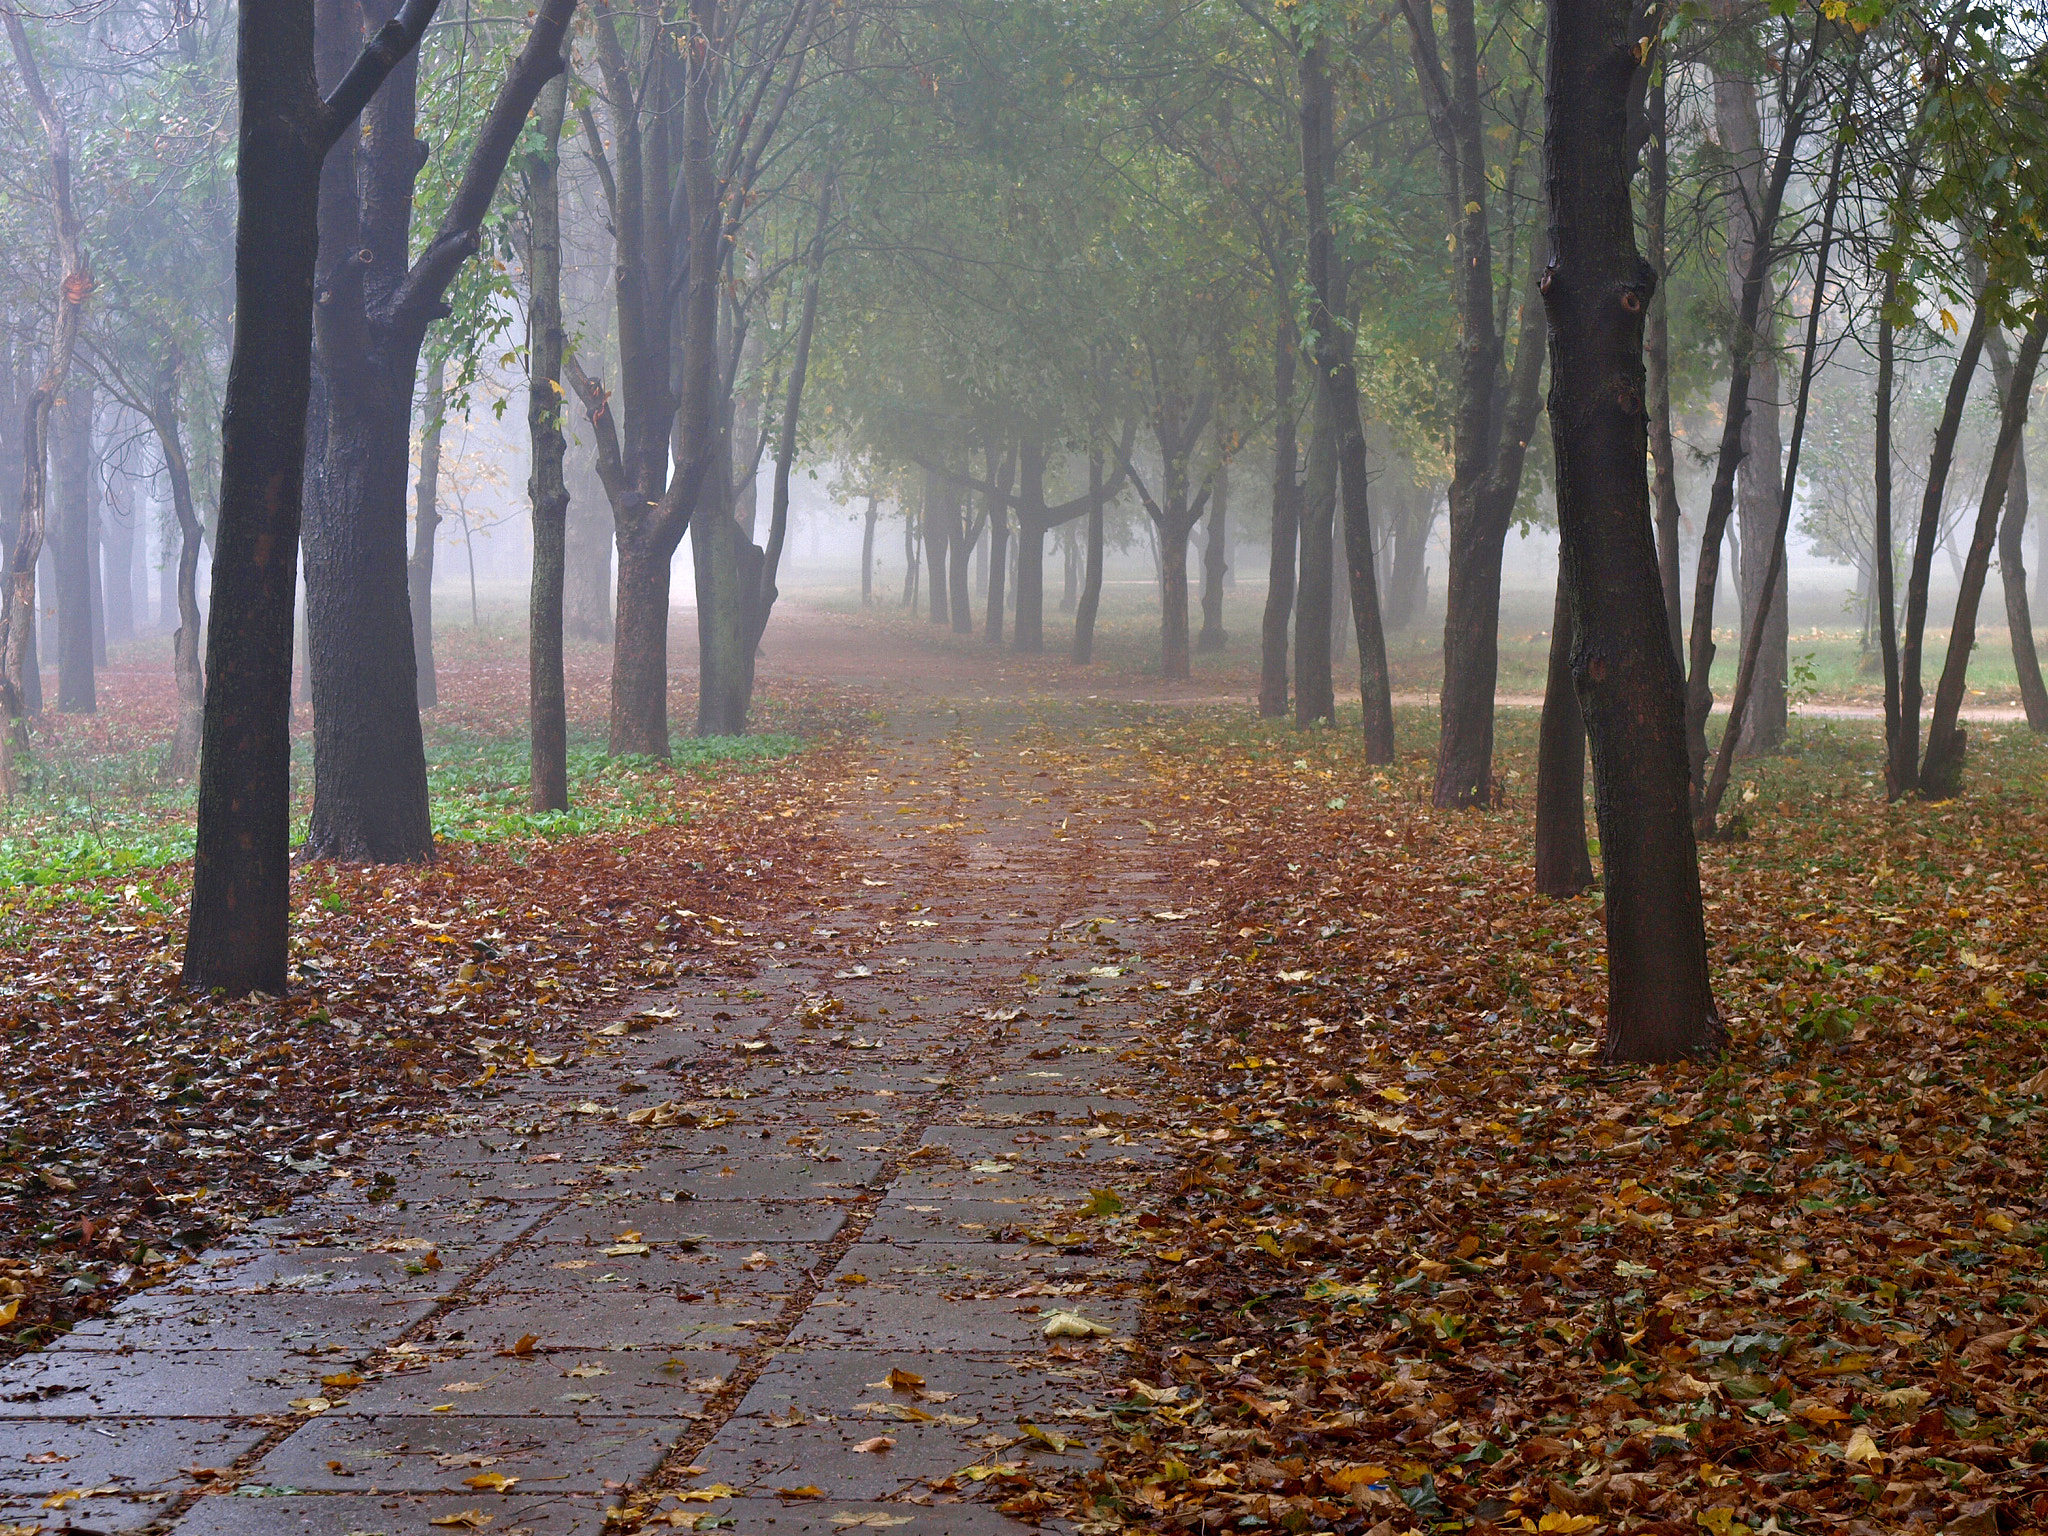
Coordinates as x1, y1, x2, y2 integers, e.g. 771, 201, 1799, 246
184, 0, 447, 994
1539, 0, 1720, 1062
1, 10, 91, 777
526, 66, 571, 812
299, 0, 580, 863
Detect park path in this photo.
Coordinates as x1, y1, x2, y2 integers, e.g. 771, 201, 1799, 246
0, 700, 1190, 1534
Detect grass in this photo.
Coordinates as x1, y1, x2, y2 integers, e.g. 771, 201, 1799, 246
0, 719, 803, 902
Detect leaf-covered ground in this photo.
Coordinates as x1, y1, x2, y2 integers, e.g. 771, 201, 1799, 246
0, 649, 867, 1359
1011, 706, 2048, 1536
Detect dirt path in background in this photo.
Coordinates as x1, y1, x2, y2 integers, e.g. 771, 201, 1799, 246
0, 688, 1196, 1535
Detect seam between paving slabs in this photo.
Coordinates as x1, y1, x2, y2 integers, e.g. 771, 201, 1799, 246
133, 1052, 705, 1531
619, 1024, 1015, 1513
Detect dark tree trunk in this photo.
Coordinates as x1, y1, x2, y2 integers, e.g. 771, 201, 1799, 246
1294, 388, 1337, 727
53, 379, 94, 713
1060, 522, 1079, 614
89, 487, 106, 668
185, 0, 445, 993
611, 532, 671, 752
1073, 451, 1105, 664
901, 496, 919, 608
1920, 318, 2048, 798
1299, 40, 1393, 759
1644, 76, 1683, 664
949, 502, 975, 635
303, 0, 576, 859
1989, 329, 2048, 732
526, 67, 570, 812
1258, 323, 1299, 718
408, 352, 445, 708
1198, 453, 1228, 652
1540, 0, 1720, 1061
1894, 299, 1990, 797
1115, 389, 1213, 684
860, 493, 878, 607
1534, 568, 1593, 896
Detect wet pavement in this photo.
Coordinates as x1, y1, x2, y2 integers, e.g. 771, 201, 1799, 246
0, 704, 1193, 1535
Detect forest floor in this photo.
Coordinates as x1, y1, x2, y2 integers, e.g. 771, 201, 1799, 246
3, 602, 2048, 1536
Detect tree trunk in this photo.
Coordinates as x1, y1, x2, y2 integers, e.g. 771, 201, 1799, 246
949, 501, 975, 634
303, 0, 576, 858
861, 493, 878, 607
53, 379, 94, 713
1541, 0, 1720, 1061
408, 353, 446, 708
104, 467, 137, 645
1294, 387, 1337, 727
1534, 569, 1593, 896
1060, 522, 1079, 614
185, 0, 445, 993
1197, 453, 1228, 651
1714, 68, 1789, 756
1920, 318, 2048, 797
526, 67, 570, 812
693, 504, 756, 737
564, 439, 613, 640
1258, 322, 1299, 718
924, 467, 952, 626
983, 450, 1013, 644
1158, 522, 1192, 680
1, 11, 87, 763
901, 497, 919, 608
1644, 75, 1683, 664
610, 530, 672, 753
1681, 31, 1818, 793
1073, 451, 1105, 664
1990, 328, 2048, 731
1874, 275, 1903, 794
149, 349, 206, 781
1894, 299, 1990, 796
1697, 110, 1850, 834
1299, 40, 1393, 760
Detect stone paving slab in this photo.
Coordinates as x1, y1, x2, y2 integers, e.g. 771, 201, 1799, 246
0, 1415, 268, 1492
164, 1490, 613, 1534
247, 1411, 678, 1491
50, 1294, 440, 1354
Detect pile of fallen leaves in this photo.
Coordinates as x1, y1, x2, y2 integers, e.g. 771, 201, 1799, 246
0, 678, 870, 1358
1026, 708, 2048, 1536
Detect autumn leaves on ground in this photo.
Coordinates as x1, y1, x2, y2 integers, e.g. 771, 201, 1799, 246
6, 606, 2048, 1536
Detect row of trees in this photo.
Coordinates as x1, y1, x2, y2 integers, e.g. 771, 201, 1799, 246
0, 0, 2039, 1060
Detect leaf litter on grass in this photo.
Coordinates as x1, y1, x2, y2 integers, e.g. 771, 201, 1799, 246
975, 709, 2048, 1536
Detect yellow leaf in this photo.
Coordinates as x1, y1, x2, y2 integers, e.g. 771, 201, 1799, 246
1043, 1311, 1111, 1338
674, 1484, 742, 1502
0, 1297, 19, 1327
885, 1367, 926, 1393
320, 1372, 364, 1389
776, 1485, 825, 1498
428, 1513, 494, 1530
1539, 1515, 1599, 1533
463, 1472, 518, 1491
1844, 1426, 1883, 1466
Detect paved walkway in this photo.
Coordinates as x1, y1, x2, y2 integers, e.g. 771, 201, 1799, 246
1, 704, 1183, 1535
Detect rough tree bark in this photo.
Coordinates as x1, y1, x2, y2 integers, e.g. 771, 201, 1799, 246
526, 66, 571, 812
1540, 0, 1721, 1061
302, 0, 577, 861
1645, 75, 1683, 662
184, 0, 446, 994
407, 352, 445, 708
983, 446, 1014, 645
860, 493, 878, 607
1113, 386, 1214, 682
